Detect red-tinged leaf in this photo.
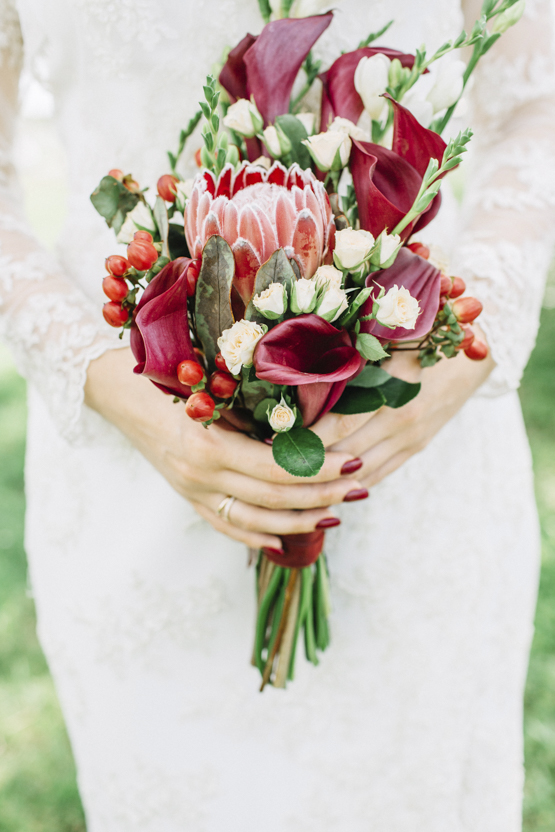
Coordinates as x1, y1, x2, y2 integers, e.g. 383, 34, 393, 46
387, 95, 447, 179
219, 33, 257, 102
243, 14, 333, 124
360, 247, 441, 341
195, 236, 235, 369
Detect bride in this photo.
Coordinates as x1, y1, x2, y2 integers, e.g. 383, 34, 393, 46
1, 0, 554, 829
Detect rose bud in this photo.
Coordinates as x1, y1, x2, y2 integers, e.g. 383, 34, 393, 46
209, 371, 238, 399
452, 296, 483, 323
464, 338, 489, 361
127, 237, 158, 271
105, 255, 129, 276
448, 276, 466, 298
214, 352, 228, 372
134, 230, 153, 242
439, 274, 452, 295
157, 174, 179, 203
102, 301, 129, 327
407, 242, 430, 259
185, 391, 216, 422
186, 261, 201, 296
108, 168, 124, 181
177, 360, 205, 386
102, 275, 128, 303
456, 324, 475, 351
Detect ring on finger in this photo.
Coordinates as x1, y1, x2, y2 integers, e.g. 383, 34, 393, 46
217, 495, 236, 523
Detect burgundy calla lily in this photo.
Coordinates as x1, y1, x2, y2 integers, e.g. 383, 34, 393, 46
350, 97, 447, 240
130, 258, 199, 397
219, 14, 333, 128
253, 314, 363, 425
360, 247, 441, 342
320, 47, 418, 129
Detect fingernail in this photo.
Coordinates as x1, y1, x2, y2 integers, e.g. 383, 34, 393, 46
262, 547, 285, 557
343, 488, 369, 503
316, 517, 341, 529
340, 458, 363, 476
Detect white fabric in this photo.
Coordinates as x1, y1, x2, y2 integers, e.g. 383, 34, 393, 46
0, 0, 553, 828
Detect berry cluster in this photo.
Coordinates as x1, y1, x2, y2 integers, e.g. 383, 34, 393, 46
177, 352, 239, 424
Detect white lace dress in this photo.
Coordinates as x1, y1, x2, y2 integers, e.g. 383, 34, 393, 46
1, 0, 555, 830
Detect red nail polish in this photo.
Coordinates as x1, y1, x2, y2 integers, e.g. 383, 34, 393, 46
340, 458, 363, 476
316, 517, 341, 529
262, 547, 285, 557
343, 488, 369, 503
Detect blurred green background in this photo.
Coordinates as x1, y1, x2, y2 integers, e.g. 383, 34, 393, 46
0, 113, 554, 829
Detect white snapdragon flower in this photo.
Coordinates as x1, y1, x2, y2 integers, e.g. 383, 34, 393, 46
217, 320, 265, 375
426, 60, 465, 114
329, 116, 367, 142
334, 227, 375, 271
295, 112, 316, 136
302, 130, 351, 171
223, 98, 263, 138
314, 265, 343, 291
354, 53, 391, 121
290, 278, 318, 314
116, 201, 156, 244
268, 398, 297, 433
375, 285, 420, 329
316, 284, 349, 322
252, 282, 287, 319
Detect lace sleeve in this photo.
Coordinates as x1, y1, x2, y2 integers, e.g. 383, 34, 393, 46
0, 0, 124, 443
449, 0, 555, 395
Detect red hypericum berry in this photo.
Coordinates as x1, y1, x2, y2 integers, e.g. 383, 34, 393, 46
448, 276, 466, 298
105, 254, 129, 276
209, 371, 238, 399
133, 230, 153, 243
439, 295, 448, 310
102, 275, 128, 303
214, 352, 228, 372
102, 301, 129, 327
127, 238, 158, 271
452, 296, 483, 323
123, 176, 140, 194
185, 392, 216, 422
177, 360, 205, 386
157, 174, 179, 203
108, 168, 124, 181
456, 324, 475, 351
464, 339, 488, 361
194, 148, 202, 168
186, 261, 201, 296
439, 274, 452, 295
407, 242, 430, 259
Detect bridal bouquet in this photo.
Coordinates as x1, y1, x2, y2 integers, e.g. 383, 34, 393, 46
91, 0, 524, 689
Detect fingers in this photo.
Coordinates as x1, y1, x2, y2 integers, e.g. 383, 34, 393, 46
360, 450, 412, 490
204, 493, 338, 535
310, 410, 377, 449
189, 501, 282, 550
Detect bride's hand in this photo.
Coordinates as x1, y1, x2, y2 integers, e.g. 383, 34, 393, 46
85, 348, 366, 552
311, 337, 495, 489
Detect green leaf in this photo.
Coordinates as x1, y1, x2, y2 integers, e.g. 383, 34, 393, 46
168, 223, 190, 259
153, 196, 169, 259
257, 0, 272, 22
242, 376, 275, 412
195, 236, 235, 370
245, 249, 295, 325
347, 364, 391, 388
332, 386, 386, 414
275, 114, 311, 169
358, 19, 394, 47
380, 377, 421, 408
272, 428, 325, 477
356, 333, 389, 361
253, 397, 279, 422
90, 176, 139, 232
337, 287, 373, 329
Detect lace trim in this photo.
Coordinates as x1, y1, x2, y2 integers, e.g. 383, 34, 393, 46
0, 0, 23, 70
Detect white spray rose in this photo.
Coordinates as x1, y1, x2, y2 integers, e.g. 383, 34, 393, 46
290, 278, 318, 314
314, 265, 343, 291
490, 0, 525, 33
116, 201, 156, 244
252, 282, 287, 320
223, 98, 263, 138
302, 130, 351, 171
375, 285, 420, 329
263, 124, 292, 158
329, 116, 367, 142
268, 398, 297, 433
295, 112, 316, 136
316, 284, 349, 322
354, 53, 391, 121
217, 319, 265, 375
334, 227, 375, 271
426, 60, 465, 113
371, 231, 402, 268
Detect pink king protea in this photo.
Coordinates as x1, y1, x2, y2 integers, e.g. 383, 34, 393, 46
184, 161, 335, 306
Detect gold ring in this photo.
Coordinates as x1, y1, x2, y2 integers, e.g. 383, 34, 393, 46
217, 496, 236, 523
